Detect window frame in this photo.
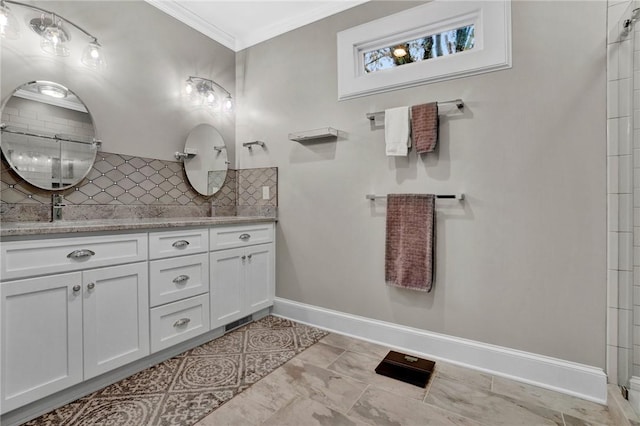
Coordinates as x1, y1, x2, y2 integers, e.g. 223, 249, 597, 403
337, 1, 512, 100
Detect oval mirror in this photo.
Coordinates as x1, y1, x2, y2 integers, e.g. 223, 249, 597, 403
181, 124, 228, 196
1, 81, 98, 190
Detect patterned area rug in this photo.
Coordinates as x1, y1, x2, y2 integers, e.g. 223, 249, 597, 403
25, 316, 328, 426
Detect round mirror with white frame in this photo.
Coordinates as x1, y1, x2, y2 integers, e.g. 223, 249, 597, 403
180, 123, 228, 196
0, 81, 99, 190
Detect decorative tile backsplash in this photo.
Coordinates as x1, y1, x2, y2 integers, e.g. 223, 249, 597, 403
0, 151, 277, 221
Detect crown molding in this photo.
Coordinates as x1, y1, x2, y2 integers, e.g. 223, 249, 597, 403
235, 1, 369, 51
145, 1, 368, 52
144, 0, 236, 51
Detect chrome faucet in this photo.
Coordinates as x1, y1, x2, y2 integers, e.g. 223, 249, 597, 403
52, 193, 66, 221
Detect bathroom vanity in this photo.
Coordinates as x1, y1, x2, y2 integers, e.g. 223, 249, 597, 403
0, 217, 276, 420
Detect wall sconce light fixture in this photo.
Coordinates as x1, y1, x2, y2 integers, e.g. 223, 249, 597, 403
0, 0, 106, 69
185, 76, 233, 113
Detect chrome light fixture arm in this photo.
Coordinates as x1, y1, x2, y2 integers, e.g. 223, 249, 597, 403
3, 0, 101, 44
186, 76, 231, 97
185, 76, 234, 112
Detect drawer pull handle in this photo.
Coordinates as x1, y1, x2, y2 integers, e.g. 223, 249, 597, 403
173, 318, 191, 328
67, 249, 95, 259
87, 282, 95, 290
239, 233, 251, 241
172, 275, 190, 284
172, 240, 190, 249
72, 285, 81, 293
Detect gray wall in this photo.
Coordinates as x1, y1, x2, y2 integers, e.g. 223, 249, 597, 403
1, 0, 236, 164
236, 1, 607, 367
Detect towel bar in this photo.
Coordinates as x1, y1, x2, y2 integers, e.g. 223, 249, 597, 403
366, 98, 464, 121
366, 193, 464, 201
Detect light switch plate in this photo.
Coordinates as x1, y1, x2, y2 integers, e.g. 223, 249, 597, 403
262, 186, 270, 200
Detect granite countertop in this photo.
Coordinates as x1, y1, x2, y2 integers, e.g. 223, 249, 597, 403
0, 216, 277, 237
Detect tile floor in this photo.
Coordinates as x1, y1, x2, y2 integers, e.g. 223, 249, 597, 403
195, 332, 638, 426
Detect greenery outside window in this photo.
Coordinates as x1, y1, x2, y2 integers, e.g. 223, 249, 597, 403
364, 24, 475, 74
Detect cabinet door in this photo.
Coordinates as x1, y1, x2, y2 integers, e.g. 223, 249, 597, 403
1, 273, 83, 413
82, 263, 149, 379
210, 247, 245, 330
245, 243, 275, 313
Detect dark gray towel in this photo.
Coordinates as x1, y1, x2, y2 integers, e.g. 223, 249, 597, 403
385, 194, 435, 292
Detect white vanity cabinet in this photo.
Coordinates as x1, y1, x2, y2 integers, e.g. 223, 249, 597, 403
149, 228, 210, 353
1, 273, 83, 413
210, 224, 275, 330
0, 234, 149, 413
0, 219, 276, 419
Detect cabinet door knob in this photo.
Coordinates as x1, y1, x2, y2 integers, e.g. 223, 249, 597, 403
241, 255, 246, 261
173, 318, 191, 328
172, 240, 190, 249
87, 282, 95, 290
172, 275, 190, 284
239, 233, 251, 241
67, 249, 95, 259
247, 254, 252, 260
72, 285, 81, 293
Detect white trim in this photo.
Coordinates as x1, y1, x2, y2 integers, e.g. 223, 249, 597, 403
144, 0, 236, 51
629, 376, 640, 414
273, 297, 608, 404
337, 1, 512, 100
238, 1, 368, 51
144, 0, 368, 52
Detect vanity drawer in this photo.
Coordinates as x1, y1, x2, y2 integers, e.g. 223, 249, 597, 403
210, 223, 274, 251
150, 294, 210, 353
149, 253, 209, 307
1, 233, 148, 280
148, 228, 208, 260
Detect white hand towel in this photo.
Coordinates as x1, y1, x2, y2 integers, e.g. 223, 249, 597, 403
385, 106, 411, 156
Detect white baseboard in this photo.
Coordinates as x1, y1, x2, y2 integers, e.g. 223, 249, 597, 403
273, 297, 608, 404
628, 376, 640, 415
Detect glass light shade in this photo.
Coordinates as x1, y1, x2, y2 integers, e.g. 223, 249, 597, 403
40, 22, 70, 56
205, 90, 217, 107
222, 95, 233, 112
185, 80, 194, 95
0, 3, 19, 40
81, 41, 106, 69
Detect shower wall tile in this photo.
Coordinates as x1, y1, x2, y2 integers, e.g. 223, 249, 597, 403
609, 0, 636, 386
622, 271, 635, 310
611, 307, 621, 346
621, 194, 634, 231
620, 117, 632, 155
621, 155, 634, 193
621, 309, 634, 348
611, 269, 621, 308
621, 40, 633, 79
610, 44, 620, 81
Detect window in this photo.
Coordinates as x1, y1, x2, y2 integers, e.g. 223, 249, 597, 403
337, 1, 511, 100
363, 24, 476, 74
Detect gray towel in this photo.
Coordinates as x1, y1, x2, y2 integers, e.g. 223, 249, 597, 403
385, 194, 435, 292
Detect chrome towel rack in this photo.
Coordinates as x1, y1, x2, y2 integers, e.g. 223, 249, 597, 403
243, 141, 266, 150
366, 193, 465, 201
365, 98, 464, 121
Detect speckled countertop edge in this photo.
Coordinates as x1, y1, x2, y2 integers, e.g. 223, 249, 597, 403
0, 216, 277, 237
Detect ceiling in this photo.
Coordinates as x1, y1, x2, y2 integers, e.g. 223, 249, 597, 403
145, 0, 369, 52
